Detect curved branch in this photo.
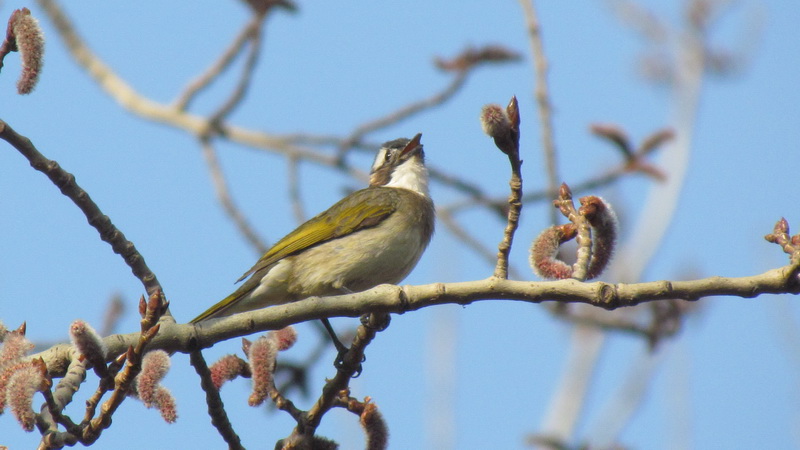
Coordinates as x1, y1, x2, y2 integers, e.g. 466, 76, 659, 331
336, 70, 469, 155
35, 0, 334, 165
0, 119, 162, 296
200, 138, 269, 254
173, 17, 263, 111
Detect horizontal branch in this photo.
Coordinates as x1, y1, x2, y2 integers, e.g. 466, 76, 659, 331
33, 262, 800, 377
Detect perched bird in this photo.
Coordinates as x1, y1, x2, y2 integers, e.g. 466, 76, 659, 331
191, 134, 435, 331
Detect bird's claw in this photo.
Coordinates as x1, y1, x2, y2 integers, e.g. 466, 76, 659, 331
334, 348, 366, 377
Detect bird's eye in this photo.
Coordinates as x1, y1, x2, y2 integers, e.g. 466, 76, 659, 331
384, 149, 394, 162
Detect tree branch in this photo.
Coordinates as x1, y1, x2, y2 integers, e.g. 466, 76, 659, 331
28, 262, 799, 378
189, 350, 244, 450
518, 0, 561, 225
200, 138, 269, 254
0, 119, 162, 296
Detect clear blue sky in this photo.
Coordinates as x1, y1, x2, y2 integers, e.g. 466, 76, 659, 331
1, 1, 799, 449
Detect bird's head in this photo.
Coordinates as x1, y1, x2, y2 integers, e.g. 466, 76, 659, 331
369, 133, 428, 196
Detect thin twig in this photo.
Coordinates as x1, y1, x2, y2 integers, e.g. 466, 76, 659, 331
494, 160, 523, 279
190, 350, 244, 450
540, 3, 730, 445
34, 0, 337, 166
287, 155, 306, 224
518, 0, 561, 226
493, 97, 523, 279
438, 209, 523, 280
173, 17, 263, 111
428, 165, 506, 217
302, 313, 387, 434
38, 354, 86, 443
335, 41, 524, 156
552, 184, 592, 281
206, 19, 264, 126
551, 299, 688, 346
336, 70, 469, 157
83, 324, 160, 444
99, 293, 125, 337
195, 13, 267, 257
57, 292, 165, 445
442, 160, 630, 216
0, 119, 162, 296
38, 0, 532, 236
200, 138, 269, 254
607, 0, 709, 284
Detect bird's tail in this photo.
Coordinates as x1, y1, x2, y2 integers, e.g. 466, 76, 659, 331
189, 291, 246, 324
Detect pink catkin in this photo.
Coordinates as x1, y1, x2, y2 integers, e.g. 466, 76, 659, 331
0, 361, 29, 411
247, 336, 276, 406
9, 8, 44, 94
480, 104, 511, 139
579, 196, 619, 280
154, 387, 177, 423
6, 364, 46, 431
271, 326, 298, 351
0, 333, 34, 367
361, 402, 389, 450
209, 354, 248, 390
138, 351, 170, 406
135, 351, 177, 423
530, 225, 577, 280
69, 320, 107, 365
0, 333, 36, 411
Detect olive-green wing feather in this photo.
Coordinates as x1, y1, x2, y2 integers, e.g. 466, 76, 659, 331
236, 188, 399, 282
190, 188, 399, 323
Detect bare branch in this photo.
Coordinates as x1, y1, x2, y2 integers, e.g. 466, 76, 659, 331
173, 17, 262, 111
438, 209, 523, 280
287, 155, 306, 224
171, 263, 800, 354
35, 0, 334, 165
205, 19, 264, 127
518, 0, 560, 225
0, 119, 162, 297
337, 69, 469, 157
483, 97, 523, 279
302, 313, 388, 435
200, 138, 269, 254
336, 44, 521, 158
189, 350, 244, 450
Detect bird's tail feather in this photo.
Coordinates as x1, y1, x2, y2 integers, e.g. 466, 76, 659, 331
189, 291, 246, 324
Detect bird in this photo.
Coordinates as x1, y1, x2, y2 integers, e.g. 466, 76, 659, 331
190, 134, 435, 343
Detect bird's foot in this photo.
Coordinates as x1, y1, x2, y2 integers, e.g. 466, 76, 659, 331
334, 347, 366, 377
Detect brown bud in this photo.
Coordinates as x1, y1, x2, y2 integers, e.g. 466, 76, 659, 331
506, 96, 520, 130
559, 183, 572, 200
775, 217, 790, 234
138, 295, 147, 318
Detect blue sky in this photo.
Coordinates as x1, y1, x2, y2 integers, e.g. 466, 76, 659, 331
1, 1, 799, 449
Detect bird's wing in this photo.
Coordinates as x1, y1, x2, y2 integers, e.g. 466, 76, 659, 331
237, 188, 399, 282
190, 189, 400, 324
